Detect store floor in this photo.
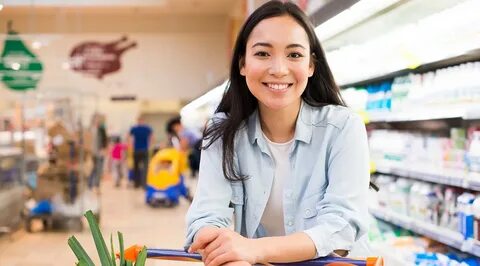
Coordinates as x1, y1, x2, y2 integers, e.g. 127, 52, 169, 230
0, 176, 198, 266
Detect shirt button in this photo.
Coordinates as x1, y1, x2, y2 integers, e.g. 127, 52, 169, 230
286, 191, 293, 198
287, 221, 294, 226
305, 209, 311, 216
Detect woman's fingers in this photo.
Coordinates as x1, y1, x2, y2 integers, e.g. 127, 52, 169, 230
204, 243, 228, 265
203, 237, 223, 261
189, 227, 221, 252
208, 251, 237, 266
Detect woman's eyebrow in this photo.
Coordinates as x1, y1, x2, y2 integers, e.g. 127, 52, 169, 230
286, 43, 306, 49
251, 42, 306, 50
252, 42, 272, 48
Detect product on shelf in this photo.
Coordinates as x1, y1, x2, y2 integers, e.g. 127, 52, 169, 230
467, 127, 480, 173
457, 192, 476, 239
341, 61, 480, 119
439, 187, 460, 232
369, 129, 476, 173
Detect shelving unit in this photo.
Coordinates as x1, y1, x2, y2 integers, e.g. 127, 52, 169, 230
370, 207, 480, 257
374, 161, 480, 191
339, 49, 480, 89
367, 105, 480, 123
0, 148, 24, 232
338, 14, 480, 263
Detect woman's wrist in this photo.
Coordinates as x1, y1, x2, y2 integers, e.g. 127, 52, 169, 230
251, 238, 269, 264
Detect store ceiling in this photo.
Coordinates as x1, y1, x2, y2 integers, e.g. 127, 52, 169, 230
323, 0, 467, 51
0, 0, 241, 15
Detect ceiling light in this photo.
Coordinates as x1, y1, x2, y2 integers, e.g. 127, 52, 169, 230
315, 0, 402, 41
32, 41, 42, 49
0, 4, 4, 11
11, 62, 21, 70
180, 80, 228, 116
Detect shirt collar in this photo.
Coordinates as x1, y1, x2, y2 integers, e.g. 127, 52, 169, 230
247, 100, 313, 147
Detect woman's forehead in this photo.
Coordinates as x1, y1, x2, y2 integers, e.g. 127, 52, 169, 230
247, 16, 310, 48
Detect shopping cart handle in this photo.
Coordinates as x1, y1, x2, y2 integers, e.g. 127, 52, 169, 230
123, 245, 383, 266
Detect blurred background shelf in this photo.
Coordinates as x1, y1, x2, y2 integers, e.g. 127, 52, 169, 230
370, 207, 480, 257
375, 161, 480, 191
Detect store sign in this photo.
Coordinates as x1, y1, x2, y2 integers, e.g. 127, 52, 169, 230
69, 36, 137, 79
0, 31, 43, 91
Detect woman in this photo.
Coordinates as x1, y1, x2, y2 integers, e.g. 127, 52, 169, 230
186, 1, 370, 265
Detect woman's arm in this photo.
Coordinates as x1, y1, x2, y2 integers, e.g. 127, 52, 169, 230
185, 118, 234, 248
302, 113, 370, 257
253, 232, 316, 264
195, 230, 315, 266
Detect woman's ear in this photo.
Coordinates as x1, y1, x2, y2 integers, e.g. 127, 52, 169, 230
239, 57, 246, 76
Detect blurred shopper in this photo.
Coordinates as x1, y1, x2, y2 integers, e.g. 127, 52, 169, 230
186, 1, 370, 265
110, 136, 127, 187
166, 116, 201, 177
88, 113, 108, 190
128, 116, 153, 188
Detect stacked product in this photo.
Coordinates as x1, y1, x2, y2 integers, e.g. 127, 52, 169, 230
369, 128, 480, 174
342, 61, 480, 117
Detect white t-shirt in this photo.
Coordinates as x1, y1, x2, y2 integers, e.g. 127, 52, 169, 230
260, 132, 294, 236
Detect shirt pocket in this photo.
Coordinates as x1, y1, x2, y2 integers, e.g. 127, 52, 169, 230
301, 194, 319, 229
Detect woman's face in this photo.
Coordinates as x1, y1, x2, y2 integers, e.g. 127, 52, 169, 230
241, 15, 314, 112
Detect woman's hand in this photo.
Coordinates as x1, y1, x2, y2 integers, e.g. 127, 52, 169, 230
189, 227, 263, 266
220, 261, 252, 266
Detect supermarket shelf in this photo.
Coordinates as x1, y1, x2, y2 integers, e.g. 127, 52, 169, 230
340, 49, 480, 88
370, 207, 480, 257
375, 162, 480, 191
367, 105, 480, 123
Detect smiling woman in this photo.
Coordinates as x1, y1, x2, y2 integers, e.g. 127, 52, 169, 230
185, 1, 370, 266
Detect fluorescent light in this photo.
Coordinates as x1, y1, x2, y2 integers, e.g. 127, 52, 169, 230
11, 62, 21, 70
32, 41, 42, 49
324, 0, 480, 86
315, 0, 402, 41
180, 80, 228, 116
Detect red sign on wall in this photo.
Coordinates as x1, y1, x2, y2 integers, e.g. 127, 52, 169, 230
69, 36, 136, 79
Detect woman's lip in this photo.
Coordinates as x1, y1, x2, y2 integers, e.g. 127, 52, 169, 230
262, 82, 293, 85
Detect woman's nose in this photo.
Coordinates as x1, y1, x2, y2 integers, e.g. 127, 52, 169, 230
268, 57, 288, 77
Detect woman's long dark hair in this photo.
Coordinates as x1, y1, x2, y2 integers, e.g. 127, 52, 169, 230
203, 0, 345, 181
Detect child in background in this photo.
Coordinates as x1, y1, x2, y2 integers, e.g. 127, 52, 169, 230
110, 136, 127, 187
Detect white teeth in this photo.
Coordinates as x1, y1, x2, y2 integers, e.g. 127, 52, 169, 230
267, 83, 289, 90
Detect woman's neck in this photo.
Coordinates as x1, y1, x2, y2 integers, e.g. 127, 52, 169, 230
259, 100, 301, 143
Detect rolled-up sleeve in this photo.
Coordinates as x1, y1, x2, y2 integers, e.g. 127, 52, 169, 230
184, 127, 234, 249
303, 114, 370, 257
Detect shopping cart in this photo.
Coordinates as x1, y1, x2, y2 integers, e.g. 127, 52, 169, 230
123, 245, 384, 266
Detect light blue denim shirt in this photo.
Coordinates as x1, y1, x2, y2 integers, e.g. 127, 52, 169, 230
185, 101, 370, 257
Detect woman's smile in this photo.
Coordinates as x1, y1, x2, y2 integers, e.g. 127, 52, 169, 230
262, 82, 293, 93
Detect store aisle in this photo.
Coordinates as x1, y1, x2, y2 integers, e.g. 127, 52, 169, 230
0, 178, 198, 266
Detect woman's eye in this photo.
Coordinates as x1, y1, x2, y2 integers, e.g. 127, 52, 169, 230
288, 52, 304, 58
254, 51, 269, 57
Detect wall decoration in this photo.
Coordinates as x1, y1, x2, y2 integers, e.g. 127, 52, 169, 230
0, 22, 43, 91
69, 36, 137, 79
